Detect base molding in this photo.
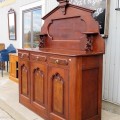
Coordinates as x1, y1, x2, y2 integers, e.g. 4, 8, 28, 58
102, 100, 120, 115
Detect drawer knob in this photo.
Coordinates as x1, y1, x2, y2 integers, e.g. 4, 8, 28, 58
55, 59, 59, 64
20, 54, 24, 58
36, 57, 39, 60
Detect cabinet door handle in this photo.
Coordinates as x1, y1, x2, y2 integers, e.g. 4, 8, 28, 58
55, 59, 59, 64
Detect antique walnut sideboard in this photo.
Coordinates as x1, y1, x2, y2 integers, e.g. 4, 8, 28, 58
18, 0, 105, 120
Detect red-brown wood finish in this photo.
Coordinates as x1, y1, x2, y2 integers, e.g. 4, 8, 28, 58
18, 50, 30, 104
18, 0, 105, 120
48, 66, 69, 120
30, 52, 48, 117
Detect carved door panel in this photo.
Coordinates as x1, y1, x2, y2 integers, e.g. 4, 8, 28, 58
48, 66, 69, 120
31, 62, 47, 115
19, 60, 30, 101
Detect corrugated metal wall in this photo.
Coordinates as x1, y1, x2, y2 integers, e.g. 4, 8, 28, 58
46, 0, 120, 105
102, 0, 120, 105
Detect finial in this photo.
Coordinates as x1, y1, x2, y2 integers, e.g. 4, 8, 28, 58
57, 0, 69, 4
56, 0, 69, 15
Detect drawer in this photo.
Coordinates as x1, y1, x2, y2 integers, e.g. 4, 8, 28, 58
30, 54, 47, 62
18, 52, 29, 60
49, 57, 68, 66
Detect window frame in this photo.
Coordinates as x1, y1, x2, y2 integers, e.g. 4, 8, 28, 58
20, 0, 45, 48
22, 7, 42, 48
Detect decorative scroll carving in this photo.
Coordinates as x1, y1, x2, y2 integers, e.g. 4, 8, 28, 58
33, 67, 44, 104
39, 34, 47, 48
85, 35, 93, 51
51, 73, 64, 114
47, 20, 53, 39
57, 0, 69, 15
84, 32, 98, 51
21, 64, 28, 96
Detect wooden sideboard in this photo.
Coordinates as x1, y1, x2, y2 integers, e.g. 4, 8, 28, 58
18, 49, 103, 120
9, 53, 18, 83
18, 0, 105, 120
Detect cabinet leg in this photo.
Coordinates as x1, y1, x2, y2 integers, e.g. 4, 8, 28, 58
7, 61, 8, 72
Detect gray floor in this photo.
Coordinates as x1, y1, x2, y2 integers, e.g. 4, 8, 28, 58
0, 71, 120, 120
0, 108, 15, 120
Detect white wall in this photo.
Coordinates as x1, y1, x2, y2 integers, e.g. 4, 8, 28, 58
45, 0, 58, 14
0, 0, 40, 49
0, 0, 58, 49
102, 0, 120, 105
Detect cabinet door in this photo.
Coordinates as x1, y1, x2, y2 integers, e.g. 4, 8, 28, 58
48, 66, 69, 120
19, 60, 30, 101
19, 60, 30, 102
30, 62, 47, 116
19, 51, 30, 106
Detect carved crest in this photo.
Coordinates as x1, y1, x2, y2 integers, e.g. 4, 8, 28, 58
57, 0, 69, 15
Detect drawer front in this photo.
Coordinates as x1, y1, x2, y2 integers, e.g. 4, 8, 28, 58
49, 57, 68, 66
18, 52, 29, 60
30, 54, 47, 62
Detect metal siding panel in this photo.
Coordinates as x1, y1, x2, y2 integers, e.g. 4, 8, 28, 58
115, 12, 120, 104
103, 0, 120, 105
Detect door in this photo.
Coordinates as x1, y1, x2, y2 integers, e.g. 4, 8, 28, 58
18, 51, 30, 104
48, 66, 69, 120
19, 60, 30, 102
30, 60, 47, 117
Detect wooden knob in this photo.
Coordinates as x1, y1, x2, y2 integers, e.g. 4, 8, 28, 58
36, 57, 39, 60
55, 60, 59, 64
20, 54, 24, 58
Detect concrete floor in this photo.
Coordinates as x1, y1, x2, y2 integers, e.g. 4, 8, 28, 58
0, 71, 120, 120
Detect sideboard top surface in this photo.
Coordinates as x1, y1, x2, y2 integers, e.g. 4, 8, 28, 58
18, 48, 103, 57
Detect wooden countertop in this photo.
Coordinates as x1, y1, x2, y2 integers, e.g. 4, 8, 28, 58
18, 48, 104, 57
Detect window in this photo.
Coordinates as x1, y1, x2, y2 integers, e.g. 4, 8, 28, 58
20, 1, 45, 48
23, 7, 42, 48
